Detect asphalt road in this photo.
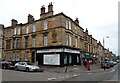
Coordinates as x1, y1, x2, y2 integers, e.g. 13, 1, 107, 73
64, 63, 120, 82
1, 63, 120, 83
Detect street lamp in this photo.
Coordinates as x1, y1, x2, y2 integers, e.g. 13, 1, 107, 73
103, 36, 109, 48
103, 36, 109, 60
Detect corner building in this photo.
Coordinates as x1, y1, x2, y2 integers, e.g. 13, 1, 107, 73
3, 3, 85, 66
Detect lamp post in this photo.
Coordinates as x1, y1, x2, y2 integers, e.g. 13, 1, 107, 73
103, 36, 109, 60
103, 36, 109, 48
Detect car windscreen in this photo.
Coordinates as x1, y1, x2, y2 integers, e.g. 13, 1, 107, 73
27, 63, 33, 65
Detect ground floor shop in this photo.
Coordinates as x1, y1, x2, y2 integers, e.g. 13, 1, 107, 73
36, 46, 81, 67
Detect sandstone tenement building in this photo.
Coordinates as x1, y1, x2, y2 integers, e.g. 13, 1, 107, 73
1, 3, 115, 66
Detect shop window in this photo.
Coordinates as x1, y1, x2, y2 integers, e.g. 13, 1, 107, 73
64, 55, 67, 64
77, 55, 79, 63
0, 51, 1, 58
69, 55, 72, 64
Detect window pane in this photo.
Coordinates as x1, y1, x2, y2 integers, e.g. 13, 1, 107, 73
18, 28, 21, 35
66, 35, 68, 45
13, 40, 16, 48
12, 53, 15, 61
24, 52, 28, 61
26, 26, 29, 33
25, 38, 28, 48
75, 27, 77, 33
75, 38, 78, 47
17, 39, 20, 48
7, 29, 11, 37
32, 37, 36, 47
69, 36, 72, 46
16, 53, 20, 61
69, 21, 71, 30
14, 28, 16, 35
44, 36, 48, 46
33, 23, 36, 32
64, 55, 67, 64
44, 21, 48, 30
66, 20, 69, 29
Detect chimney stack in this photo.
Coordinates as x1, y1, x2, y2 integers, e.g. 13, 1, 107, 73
0, 24, 4, 36
41, 5, 45, 15
11, 19, 18, 26
85, 28, 88, 33
75, 18, 79, 25
48, 2, 53, 12
28, 14, 34, 23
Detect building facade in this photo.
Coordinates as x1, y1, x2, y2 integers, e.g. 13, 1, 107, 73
0, 24, 4, 60
2, 3, 115, 66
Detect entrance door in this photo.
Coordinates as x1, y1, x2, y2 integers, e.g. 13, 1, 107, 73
32, 51, 35, 63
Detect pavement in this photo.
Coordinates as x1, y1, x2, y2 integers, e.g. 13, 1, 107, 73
35, 63, 116, 81
40, 63, 114, 74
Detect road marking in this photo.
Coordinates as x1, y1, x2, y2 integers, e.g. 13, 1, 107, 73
66, 76, 69, 78
110, 69, 115, 72
104, 80, 118, 81
73, 75, 77, 77
88, 73, 92, 75
48, 78, 56, 80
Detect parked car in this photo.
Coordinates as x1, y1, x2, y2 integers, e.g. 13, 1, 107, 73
0, 61, 15, 69
101, 61, 111, 68
113, 61, 117, 65
14, 62, 40, 72
109, 61, 114, 67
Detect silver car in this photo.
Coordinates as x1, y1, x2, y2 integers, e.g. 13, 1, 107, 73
14, 62, 40, 71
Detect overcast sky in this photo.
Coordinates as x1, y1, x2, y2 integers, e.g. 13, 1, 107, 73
0, 0, 119, 55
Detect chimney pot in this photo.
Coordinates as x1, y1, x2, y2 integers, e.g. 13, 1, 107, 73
11, 19, 18, 26
41, 5, 45, 15
28, 14, 34, 23
48, 2, 53, 12
75, 17, 79, 25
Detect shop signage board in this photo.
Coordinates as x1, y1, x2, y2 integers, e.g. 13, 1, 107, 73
43, 54, 60, 65
64, 48, 80, 54
37, 48, 80, 54
37, 49, 63, 53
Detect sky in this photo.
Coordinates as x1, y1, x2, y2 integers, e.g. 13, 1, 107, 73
0, 0, 119, 55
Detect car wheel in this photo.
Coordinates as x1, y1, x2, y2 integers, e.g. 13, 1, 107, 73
26, 68, 29, 72
15, 67, 18, 71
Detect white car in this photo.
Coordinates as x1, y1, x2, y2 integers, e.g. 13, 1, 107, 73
15, 62, 40, 72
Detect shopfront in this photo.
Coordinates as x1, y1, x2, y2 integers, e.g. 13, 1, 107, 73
36, 46, 81, 66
